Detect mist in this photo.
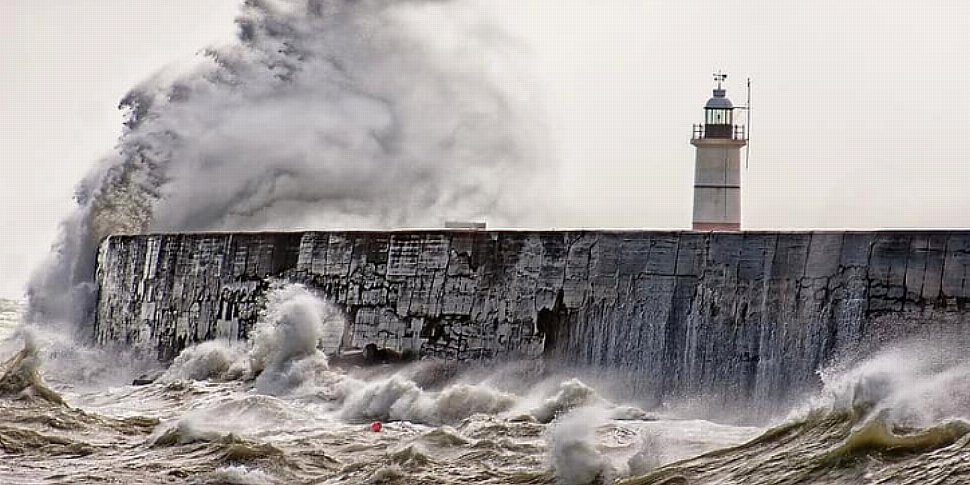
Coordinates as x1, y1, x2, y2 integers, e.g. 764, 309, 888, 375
25, 0, 551, 325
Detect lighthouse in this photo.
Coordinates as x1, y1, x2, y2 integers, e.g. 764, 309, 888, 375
691, 73, 747, 231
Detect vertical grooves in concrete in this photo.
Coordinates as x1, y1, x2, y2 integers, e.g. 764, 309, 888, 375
95, 230, 970, 404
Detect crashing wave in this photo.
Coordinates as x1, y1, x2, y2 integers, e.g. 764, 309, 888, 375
339, 374, 517, 425
160, 284, 339, 396
0, 337, 65, 405
27, 0, 547, 328
618, 348, 970, 485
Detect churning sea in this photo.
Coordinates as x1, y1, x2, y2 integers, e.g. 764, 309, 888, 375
2, 294, 969, 485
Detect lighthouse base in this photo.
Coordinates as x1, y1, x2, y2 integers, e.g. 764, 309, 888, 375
692, 222, 740, 232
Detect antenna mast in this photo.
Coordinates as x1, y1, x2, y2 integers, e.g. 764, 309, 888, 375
744, 78, 752, 169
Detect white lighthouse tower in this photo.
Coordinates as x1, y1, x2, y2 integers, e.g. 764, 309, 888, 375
691, 73, 747, 231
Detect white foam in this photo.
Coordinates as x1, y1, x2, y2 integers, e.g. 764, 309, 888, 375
162, 340, 249, 382
205, 466, 278, 485
153, 394, 296, 445
802, 343, 970, 428
625, 432, 663, 476
250, 285, 338, 373
339, 374, 516, 425
529, 378, 604, 423
5, 324, 160, 391
547, 407, 610, 485
0, 299, 24, 342
161, 284, 343, 396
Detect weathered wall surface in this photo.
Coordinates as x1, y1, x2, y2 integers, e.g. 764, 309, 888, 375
95, 231, 970, 406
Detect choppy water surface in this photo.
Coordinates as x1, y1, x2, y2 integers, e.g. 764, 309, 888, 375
2, 295, 969, 485
0, 299, 22, 341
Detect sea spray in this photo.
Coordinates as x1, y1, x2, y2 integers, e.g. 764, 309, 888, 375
339, 374, 517, 425
616, 344, 970, 485
548, 407, 610, 485
803, 344, 970, 429
204, 465, 280, 485
251, 285, 342, 394
625, 432, 663, 477
161, 284, 340, 395
27, 0, 548, 328
530, 378, 604, 424
0, 299, 23, 343
0, 332, 64, 405
160, 284, 525, 424
2, 323, 159, 392
1, 323, 763, 485
162, 340, 250, 382
152, 395, 297, 446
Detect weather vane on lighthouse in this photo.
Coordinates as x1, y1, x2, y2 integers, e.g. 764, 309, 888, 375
714, 71, 728, 90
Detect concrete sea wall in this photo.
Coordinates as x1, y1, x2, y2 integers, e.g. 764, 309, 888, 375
95, 230, 970, 406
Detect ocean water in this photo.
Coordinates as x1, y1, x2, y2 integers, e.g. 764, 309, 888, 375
0, 299, 22, 342
0, 294, 761, 485
9, 0, 968, 482
2, 291, 970, 485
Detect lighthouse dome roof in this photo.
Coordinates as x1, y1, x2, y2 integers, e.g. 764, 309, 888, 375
705, 88, 734, 109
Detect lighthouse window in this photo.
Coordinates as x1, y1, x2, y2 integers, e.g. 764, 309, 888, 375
706, 109, 732, 125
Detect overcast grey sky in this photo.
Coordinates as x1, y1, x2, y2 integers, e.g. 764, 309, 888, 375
2, 1, 970, 298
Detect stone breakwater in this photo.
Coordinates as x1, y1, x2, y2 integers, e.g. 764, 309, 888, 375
95, 231, 970, 406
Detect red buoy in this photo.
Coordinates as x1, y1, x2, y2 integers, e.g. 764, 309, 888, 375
371, 421, 383, 433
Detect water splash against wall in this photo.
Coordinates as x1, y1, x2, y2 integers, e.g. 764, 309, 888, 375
94, 230, 970, 420
27, 0, 548, 328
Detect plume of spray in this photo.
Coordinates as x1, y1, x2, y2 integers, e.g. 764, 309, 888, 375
161, 284, 342, 396
251, 284, 342, 394
805, 341, 970, 428
547, 407, 610, 485
26, 0, 549, 328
